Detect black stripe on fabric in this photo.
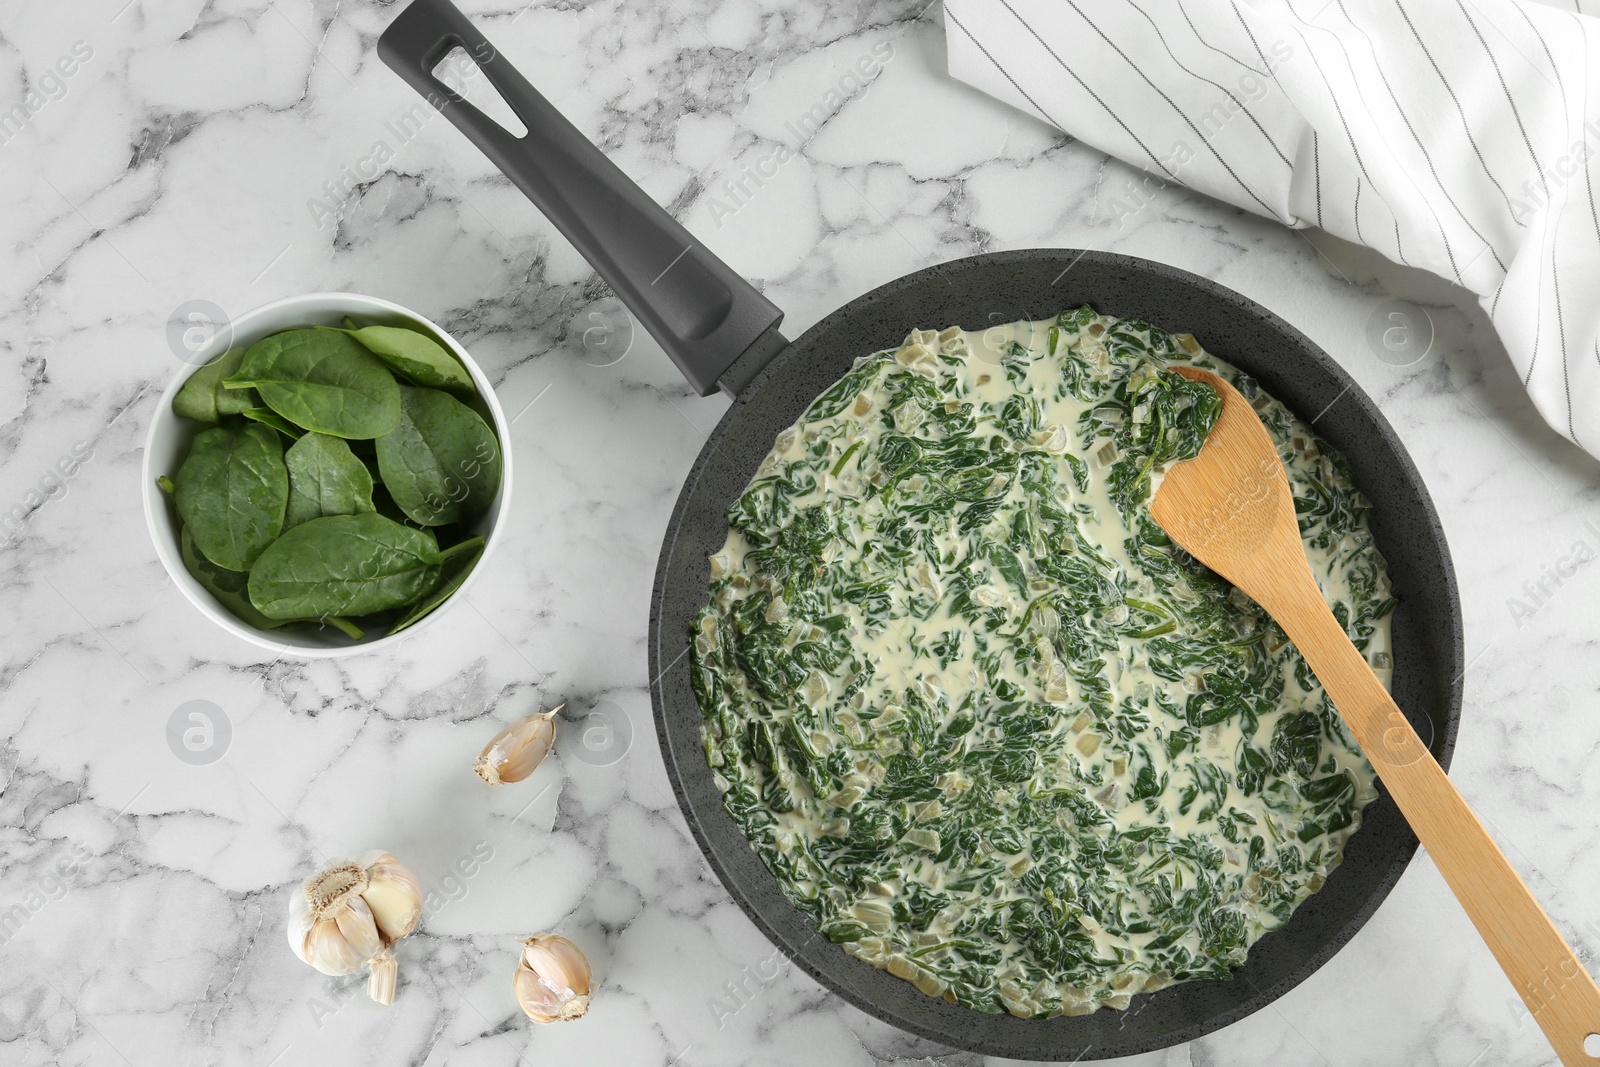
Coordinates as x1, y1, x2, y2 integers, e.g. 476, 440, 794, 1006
1354, 172, 1363, 244
1393, 0, 1523, 223
1049, 0, 1280, 215
1332, 0, 1503, 276
1175, 0, 1267, 75
981, 0, 1179, 179
1454, 0, 1549, 200
1230, 0, 1278, 74
1521, 212, 1545, 390
1227, 0, 1316, 212
1579, 14, 1600, 247
1480, 0, 1560, 93
1281, 14, 1377, 247
1288, 2, 1410, 264
1511, 1, 1566, 103
1121, 0, 1294, 169
1324, 0, 1472, 278
1505, 3, 1573, 436
943, 5, 1075, 135
1556, 253, 1573, 441
1314, 131, 1323, 227
1458, 0, 1550, 406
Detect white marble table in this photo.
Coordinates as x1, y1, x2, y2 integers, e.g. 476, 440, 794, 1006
1, 1, 1596, 1065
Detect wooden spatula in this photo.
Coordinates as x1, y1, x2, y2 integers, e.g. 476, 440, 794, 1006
1150, 366, 1600, 1065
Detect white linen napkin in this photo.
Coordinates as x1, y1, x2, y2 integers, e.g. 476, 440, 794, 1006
944, 0, 1600, 455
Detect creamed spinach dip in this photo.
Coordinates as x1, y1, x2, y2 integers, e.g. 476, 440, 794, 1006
689, 307, 1395, 1017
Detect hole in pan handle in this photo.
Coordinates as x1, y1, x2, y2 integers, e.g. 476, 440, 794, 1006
377, 0, 788, 397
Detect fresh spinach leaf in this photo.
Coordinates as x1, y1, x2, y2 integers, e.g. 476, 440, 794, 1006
386, 536, 485, 634
174, 423, 288, 572
183, 528, 366, 637
338, 324, 475, 394
180, 525, 293, 631
242, 408, 305, 439
173, 348, 256, 423
374, 386, 500, 526
284, 433, 376, 529
246, 513, 441, 620
224, 329, 401, 439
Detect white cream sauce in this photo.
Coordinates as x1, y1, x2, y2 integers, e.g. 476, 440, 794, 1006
696, 312, 1393, 1017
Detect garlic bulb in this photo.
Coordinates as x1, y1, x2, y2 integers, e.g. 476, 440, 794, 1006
287, 851, 423, 1005
514, 932, 592, 1023
474, 705, 561, 785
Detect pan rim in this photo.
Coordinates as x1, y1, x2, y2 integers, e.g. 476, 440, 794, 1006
648, 247, 1463, 1059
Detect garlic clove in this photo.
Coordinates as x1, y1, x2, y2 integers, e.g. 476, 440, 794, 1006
286, 886, 314, 963
333, 895, 384, 966
475, 705, 562, 785
521, 933, 592, 994
515, 967, 588, 1024
514, 932, 592, 1023
368, 948, 398, 1006
303, 917, 369, 976
360, 854, 423, 943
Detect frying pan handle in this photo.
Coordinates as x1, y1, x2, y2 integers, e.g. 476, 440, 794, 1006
377, 0, 786, 397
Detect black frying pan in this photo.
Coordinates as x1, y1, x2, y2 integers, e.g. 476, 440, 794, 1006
379, 3, 1463, 1058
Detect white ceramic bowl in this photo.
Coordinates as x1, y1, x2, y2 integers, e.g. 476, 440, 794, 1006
143, 292, 513, 658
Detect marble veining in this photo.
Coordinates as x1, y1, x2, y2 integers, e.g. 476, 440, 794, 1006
0, 1, 1596, 1065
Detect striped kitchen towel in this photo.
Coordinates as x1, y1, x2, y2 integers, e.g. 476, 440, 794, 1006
944, 0, 1600, 454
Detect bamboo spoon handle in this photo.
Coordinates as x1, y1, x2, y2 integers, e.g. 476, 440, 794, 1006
1260, 560, 1600, 1066
1152, 365, 1599, 1062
